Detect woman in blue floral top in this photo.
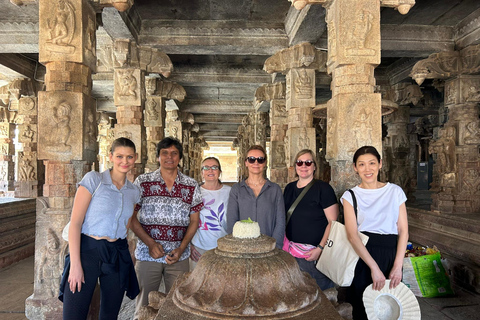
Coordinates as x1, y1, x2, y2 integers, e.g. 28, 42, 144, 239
190, 157, 231, 269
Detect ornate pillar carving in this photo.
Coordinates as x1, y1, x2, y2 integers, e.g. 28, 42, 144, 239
411, 44, 480, 213
382, 83, 422, 198
27, 0, 98, 318
264, 42, 326, 183
15, 79, 41, 198
113, 39, 173, 179
97, 112, 114, 172
255, 82, 287, 187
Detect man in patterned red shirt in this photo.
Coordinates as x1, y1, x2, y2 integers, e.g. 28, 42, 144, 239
130, 137, 203, 318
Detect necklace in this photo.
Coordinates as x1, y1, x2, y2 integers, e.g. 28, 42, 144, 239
247, 178, 265, 187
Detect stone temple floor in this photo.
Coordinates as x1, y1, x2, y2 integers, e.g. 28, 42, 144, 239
1, 256, 479, 320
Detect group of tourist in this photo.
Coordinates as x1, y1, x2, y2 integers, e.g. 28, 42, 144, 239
60, 136, 408, 320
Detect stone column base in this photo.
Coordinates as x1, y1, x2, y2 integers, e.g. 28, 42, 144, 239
25, 295, 62, 320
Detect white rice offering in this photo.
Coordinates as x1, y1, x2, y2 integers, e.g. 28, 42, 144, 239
232, 217, 261, 239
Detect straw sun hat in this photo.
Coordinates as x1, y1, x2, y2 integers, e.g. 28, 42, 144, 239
363, 280, 421, 320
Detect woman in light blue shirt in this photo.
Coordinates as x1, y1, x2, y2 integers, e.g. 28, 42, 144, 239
60, 137, 141, 320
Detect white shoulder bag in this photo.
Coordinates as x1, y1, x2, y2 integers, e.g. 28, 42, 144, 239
316, 189, 369, 287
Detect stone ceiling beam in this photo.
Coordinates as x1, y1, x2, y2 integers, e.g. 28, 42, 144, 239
0, 21, 38, 53
199, 130, 238, 141
180, 100, 253, 114
455, 8, 480, 50
0, 53, 45, 82
183, 85, 258, 101
101, 7, 135, 41
169, 66, 272, 85
381, 24, 454, 57
284, 5, 327, 46
194, 113, 244, 124
138, 21, 289, 55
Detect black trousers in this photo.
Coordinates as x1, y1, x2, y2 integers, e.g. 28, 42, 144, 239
62, 235, 128, 320
346, 232, 398, 320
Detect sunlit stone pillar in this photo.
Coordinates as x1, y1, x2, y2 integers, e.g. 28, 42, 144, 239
27, 0, 98, 318
382, 83, 422, 198
97, 112, 114, 172
0, 115, 15, 197
411, 45, 480, 213
264, 43, 326, 183
16, 79, 41, 198
256, 82, 287, 187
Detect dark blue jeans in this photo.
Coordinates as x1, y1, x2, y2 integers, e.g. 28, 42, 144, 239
295, 257, 335, 291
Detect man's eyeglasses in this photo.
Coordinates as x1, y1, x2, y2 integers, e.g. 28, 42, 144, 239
246, 156, 266, 164
201, 165, 219, 171
296, 160, 314, 167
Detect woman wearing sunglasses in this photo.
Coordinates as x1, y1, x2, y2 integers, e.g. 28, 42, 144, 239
190, 157, 231, 269
226, 145, 285, 248
283, 149, 339, 290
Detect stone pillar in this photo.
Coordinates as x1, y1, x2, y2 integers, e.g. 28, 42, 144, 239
16, 79, 41, 198
383, 83, 422, 198
97, 112, 114, 172
0, 115, 15, 197
288, 1, 415, 195
26, 0, 98, 318
144, 77, 164, 173
113, 39, 174, 180
264, 43, 326, 183
253, 111, 269, 149
411, 45, 480, 213
256, 82, 287, 187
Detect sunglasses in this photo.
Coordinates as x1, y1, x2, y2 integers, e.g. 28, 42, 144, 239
246, 156, 266, 164
201, 165, 219, 171
296, 160, 314, 167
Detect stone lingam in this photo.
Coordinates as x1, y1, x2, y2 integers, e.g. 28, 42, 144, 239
139, 220, 346, 320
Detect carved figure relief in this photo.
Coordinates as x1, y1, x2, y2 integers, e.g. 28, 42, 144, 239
19, 154, 36, 181
298, 127, 310, 150
463, 169, 480, 194
464, 121, 480, 144
347, 9, 375, 56
46, 101, 72, 153
294, 69, 312, 99
171, 126, 178, 139
284, 134, 290, 167
85, 17, 95, 55
445, 83, 456, 105
274, 144, 285, 167
118, 70, 137, 97
0, 124, 7, 138
353, 109, 373, 150
148, 142, 157, 163
146, 99, 159, 121
0, 163, 7, 181
22, 125, 36, 142
466, 86, 480, 102
46, 0, 76, 53
116, 131, 132, 140
0, 143, 8, 155
84, 109, 95, 147
429, 126, 456, 174
37, 229, 65, 298
19, 97, 36, 113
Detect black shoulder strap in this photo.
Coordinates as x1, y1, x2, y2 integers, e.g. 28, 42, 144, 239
286, 179, 315, 225
347, 189, 358, 218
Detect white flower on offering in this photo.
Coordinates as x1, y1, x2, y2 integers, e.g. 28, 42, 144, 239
232, 217, 261, 239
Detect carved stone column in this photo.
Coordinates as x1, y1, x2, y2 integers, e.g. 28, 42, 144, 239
15, 79, 41, 198
288, 0, 415, 195
253, 111, 269, 149
411, 45, 480, 213
264, 43, 326, 183
113, 39, 173, 180
0, 115, 15, 197
27, 0, 98, 318
97, 112, 114, 172
383, 83, 422, 198
256, 82, 287, 187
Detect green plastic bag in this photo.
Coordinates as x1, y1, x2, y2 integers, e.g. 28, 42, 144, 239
402, 252, 454, 297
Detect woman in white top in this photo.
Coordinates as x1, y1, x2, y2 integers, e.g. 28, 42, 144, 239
190, 157, 231, 269
340, 146, 409, 320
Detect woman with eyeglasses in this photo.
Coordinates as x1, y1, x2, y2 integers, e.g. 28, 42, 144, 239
190, 157, 231, 269
283, 149, 339, 290
226, 145, 285, 248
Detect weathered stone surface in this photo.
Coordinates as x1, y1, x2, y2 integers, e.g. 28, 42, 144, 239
37, 91, 96, 162
39, 0, 96, 70
140, 234, 344, 320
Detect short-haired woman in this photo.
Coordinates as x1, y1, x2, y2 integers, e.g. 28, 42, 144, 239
283, 149, 339, 290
